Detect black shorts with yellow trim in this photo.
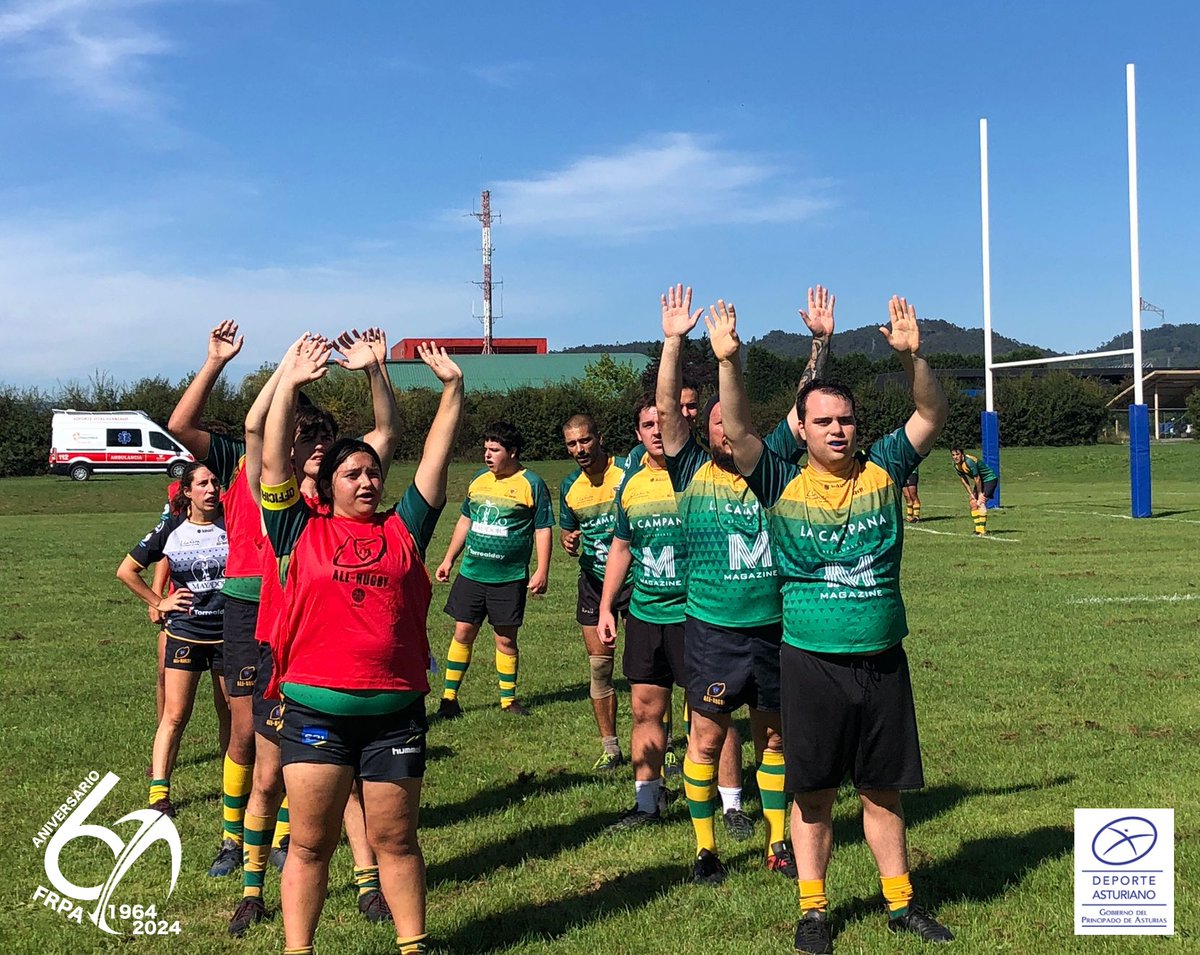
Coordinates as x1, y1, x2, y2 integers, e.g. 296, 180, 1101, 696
780, 641, 924, 793
164, 632, 223, 673
252, 641, 283, 743
279, 695, 428, 782
684, 616, 782, 715
576, 570, 631, 627
443, 574, 528, 629
623, 613, 686, 688
222, 594, 260, 697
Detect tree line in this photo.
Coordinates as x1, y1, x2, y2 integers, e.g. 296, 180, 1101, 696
0, 348, 1137, 478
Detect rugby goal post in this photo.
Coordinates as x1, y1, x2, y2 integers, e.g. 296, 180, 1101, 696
978, 64, 1151, 518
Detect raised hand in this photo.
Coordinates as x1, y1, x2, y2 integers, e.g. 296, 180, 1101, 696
704, 300, 741, 362
417, 341, 463, 384
208, 320, 244, 364
800, 285, 835, 339
334, 329, 380, 372
880, 295, 921, 356
661, 283, 704, 339
285, 336, 333, 385
363, 326, 388, 364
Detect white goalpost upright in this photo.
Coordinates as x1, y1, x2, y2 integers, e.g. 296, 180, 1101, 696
978, 64, 1152, 517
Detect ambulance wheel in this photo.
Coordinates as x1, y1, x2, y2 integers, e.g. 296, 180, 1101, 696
69, 464, 92, 482
167, 461, 187, 479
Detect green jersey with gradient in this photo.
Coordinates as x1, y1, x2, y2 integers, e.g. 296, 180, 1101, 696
559, 457, 627, 582
459, 467, 554, 584
954, 453, 997, 483
665, 417, 800, 628
613, 460, 686, 624
747, 426, 924, 655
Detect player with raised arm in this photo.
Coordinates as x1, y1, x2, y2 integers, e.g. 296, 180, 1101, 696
658, 283, 833, 885
261, 337, 461, 955
712, 295, 954, 952
435, 422, 554, 718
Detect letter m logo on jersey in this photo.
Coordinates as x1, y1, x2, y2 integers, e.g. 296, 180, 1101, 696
640, 545, 676, 579
728, 532, 772, 571
823, 556, 877, 589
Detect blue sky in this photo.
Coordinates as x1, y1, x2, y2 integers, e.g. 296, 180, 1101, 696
0, 0, 1197, 385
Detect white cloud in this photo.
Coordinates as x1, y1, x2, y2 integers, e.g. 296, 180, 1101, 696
0, 217, 485, 386
0, 0, 173, 116
491, 132, 834, 238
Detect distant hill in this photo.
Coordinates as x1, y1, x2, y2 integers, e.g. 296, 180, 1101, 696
558, 340, 658, 356
1095, 323, 1200, 368
750, 319, 1053, 359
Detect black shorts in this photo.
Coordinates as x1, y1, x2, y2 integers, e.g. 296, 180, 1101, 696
164, 633, 223, 673
981, 478, 998, 500
444, 575, 527, 629
684, 616, 782, 715
780, 642, 924, 793
252, 642, 283, 742
623, 614, 686, 688
280, 695, 428, 782
576, 571, 631, 627
903, 470, 919, 488
222, 595, 261, 697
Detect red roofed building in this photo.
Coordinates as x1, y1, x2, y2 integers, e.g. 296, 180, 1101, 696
391, 338, 547, 359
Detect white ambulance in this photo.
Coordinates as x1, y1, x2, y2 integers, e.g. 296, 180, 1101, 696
49, 410, 195, 481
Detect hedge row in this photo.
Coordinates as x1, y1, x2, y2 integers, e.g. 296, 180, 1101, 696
2, 352, 1122, 477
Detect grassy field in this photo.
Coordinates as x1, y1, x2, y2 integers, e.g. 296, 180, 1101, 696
1, 442, 1197, 954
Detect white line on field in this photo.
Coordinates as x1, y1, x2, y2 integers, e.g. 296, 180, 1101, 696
1068, 594, 1200, 605
906, 526, 1020, 543
1042, 508, 1200, 525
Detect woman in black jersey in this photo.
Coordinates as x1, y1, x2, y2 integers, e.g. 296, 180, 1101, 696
117, 461, 229, 817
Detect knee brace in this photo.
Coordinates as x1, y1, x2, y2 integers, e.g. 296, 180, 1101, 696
588, 654, 615, 700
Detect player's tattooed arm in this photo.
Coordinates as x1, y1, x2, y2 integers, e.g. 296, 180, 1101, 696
788, 286, 835, 439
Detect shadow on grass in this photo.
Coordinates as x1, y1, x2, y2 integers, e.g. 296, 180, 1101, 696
832, 824, 1073, 932
422, 768, 596, 830
911, 515, 955, 523
438, 861, 684, 953
427, 808, 615, 889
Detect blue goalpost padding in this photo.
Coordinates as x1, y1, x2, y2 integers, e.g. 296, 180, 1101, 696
981, 410, 1001, 509
1128, 403, 1151, 518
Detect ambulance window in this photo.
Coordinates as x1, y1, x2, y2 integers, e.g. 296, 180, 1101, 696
149, 431, 177, 451
107, 428, 142, 447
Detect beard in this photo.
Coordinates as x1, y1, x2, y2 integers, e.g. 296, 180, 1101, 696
711, 448, 737, 473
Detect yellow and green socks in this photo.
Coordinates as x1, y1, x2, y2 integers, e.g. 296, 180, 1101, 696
912, 501, 921, 521
496, 648, 518, 708
800, 878, 828, 913
354, 865, 381, 898
241, 812, 272, 899
757, 750, 787, 855
972, 507, 987, 535
882, 872, 914, 918
272, 797, 290, 849
683, 756, 717, 854
397, 933, 428, 954
284, 948, 314, 955
148, 778, 169, 806
222, 755, 252, 846
442, 639, 473, 700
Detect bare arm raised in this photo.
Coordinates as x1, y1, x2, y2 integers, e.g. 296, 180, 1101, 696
167, 320, 244, 460
262, 337, 333, 489
336, 328, 400, 479
655, 283, 703, 457
787, 285, 836, 438
412, 342, 464, 509
708, 301, 764, 476
881, 296, 948, 455
243, 333, 310, 500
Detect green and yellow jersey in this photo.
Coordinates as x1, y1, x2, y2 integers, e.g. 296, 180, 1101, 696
613, 459, 686, 624
746, 426, 924, 655
459, 467, 554, 584
559, 456, 627, 582
664, 418, 800, 629
954, 453, 997, 484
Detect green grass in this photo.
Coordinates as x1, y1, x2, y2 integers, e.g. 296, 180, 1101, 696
1, 443, 1198, 953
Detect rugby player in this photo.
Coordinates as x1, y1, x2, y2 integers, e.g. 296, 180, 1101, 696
712, 295, 954, 951
435, 422, 553, 718
658, 283, 834, 885
559, 415, 629, 770
259, 337, 461, 955
903, 466, 922, 523
950, 448, 998, 535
